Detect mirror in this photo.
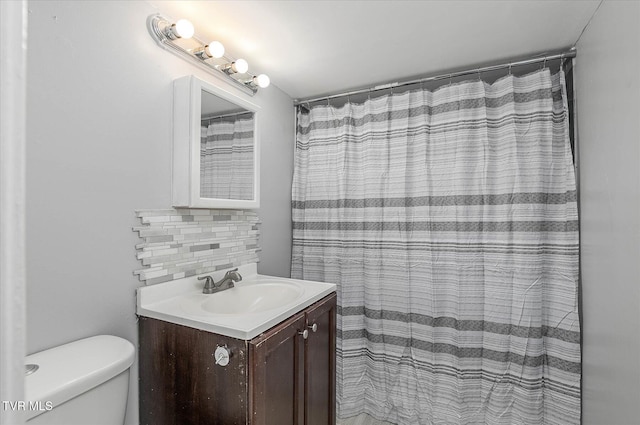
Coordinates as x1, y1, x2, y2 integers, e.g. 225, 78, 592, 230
200, 91, 255, 201
173, 76, 260, 209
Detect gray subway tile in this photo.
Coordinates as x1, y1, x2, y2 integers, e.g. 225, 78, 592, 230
146, 235, 174, 243
134, 208, 261, 284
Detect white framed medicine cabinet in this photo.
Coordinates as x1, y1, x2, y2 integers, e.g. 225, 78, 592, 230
172, 75, 260, 209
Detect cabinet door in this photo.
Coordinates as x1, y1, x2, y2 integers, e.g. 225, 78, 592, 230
139, 317, 248, 425
304, 293, 337, 425
250, 311, 306, 425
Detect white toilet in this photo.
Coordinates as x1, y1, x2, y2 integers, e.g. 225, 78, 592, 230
25, 335, 135, 425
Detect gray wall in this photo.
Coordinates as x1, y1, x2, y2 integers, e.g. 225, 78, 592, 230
25, 1, 293, 424
576, 1, 640, 423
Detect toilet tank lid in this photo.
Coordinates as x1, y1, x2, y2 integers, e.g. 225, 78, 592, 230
25, 335, 134, 417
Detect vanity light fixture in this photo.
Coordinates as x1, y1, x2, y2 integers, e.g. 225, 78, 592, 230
223, 59, 249, 75
194, 41, 225, 59
249, 74, 271, 89
165, 19, 195, 40
147, 14, 270, 95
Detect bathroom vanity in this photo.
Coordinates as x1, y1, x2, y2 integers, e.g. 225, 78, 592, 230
137, 265, 336, 425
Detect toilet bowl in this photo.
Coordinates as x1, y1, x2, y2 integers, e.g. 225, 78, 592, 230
25, 335, 135, 425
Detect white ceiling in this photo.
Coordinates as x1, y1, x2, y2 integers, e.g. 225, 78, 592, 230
148, 0, 600, 100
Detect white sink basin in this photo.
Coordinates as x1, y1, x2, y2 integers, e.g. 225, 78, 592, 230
136, 263, 336, 340
180, 282, 304, 315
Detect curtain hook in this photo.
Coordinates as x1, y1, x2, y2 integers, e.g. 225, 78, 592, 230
543, 56, 547, 69
508, 63, 512, 75
477, 68, 482, 81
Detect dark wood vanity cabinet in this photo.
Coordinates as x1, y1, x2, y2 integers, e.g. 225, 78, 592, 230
139, 292, 337, 425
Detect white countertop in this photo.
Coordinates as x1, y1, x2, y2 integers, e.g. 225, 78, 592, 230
136, 263, 336, 340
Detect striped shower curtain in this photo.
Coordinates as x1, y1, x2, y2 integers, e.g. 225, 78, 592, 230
200, 114, 254, 200
291, 69, 580, 424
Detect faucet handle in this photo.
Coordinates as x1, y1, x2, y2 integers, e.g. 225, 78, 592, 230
198, 275, 216, 294
224, 268, 242, 282
198, 275, 214, 283
198, 275, 215, 288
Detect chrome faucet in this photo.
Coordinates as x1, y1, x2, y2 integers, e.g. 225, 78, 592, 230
198, 268, 242, 294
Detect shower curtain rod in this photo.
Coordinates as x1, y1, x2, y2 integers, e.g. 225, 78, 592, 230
201, 110, 253, 122
294, 48, 576, 106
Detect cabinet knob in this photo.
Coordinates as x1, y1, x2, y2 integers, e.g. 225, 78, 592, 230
214, 345, 230, 367
299, 329, 309, 339
308, 323, 318, 333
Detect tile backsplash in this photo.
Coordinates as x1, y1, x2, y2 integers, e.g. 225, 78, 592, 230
133, 209, 260, 285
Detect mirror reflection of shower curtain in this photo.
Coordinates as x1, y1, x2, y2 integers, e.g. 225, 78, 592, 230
292, 69, 580, 425
200, 116, 254, 200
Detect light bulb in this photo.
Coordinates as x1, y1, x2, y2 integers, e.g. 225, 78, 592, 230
205, 41, 225, 59
232, 59, 249, 74
172, 19, 194, 39
254, 74, 270, 88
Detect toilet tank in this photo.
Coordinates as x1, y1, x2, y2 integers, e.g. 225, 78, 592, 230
25, 335, 135, 425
